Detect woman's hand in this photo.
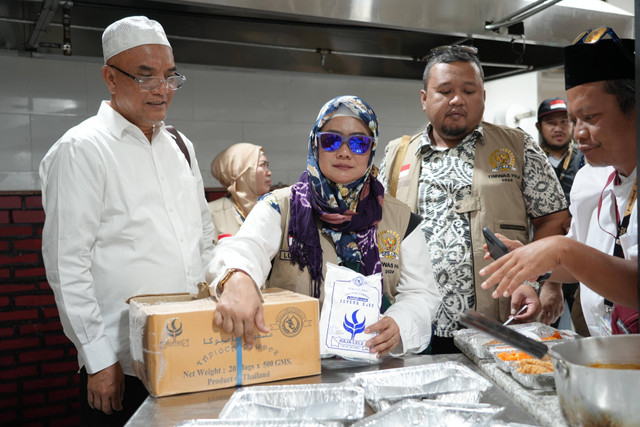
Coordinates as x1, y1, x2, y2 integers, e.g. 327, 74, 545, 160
365, 316, 401, 358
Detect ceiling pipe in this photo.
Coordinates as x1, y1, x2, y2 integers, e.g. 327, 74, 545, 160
485, 0, 563, 31
26, 0, 60, 50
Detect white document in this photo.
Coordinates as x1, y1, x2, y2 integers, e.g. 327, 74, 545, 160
319, 262, 382, 363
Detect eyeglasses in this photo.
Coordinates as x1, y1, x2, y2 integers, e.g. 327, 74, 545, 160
316, 132, 373, 155
572, 26, 634, 63
428, 45, 478, 58
108, 65, 186, 91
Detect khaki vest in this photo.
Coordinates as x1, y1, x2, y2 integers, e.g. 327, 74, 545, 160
383, 122, 530, 321
266, 187, 411, 308
208, 197, 241, 242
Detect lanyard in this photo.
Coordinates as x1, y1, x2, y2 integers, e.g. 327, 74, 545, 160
596, 170, 637, 248
597, 170, 637, 309
558, 144, 574, 181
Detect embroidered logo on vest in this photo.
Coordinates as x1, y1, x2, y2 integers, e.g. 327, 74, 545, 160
377, 230, 400, 259
489, 148, 516, 172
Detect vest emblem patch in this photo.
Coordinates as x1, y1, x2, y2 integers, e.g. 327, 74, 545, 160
489, 148, 516, 172
377, 230, 400, 259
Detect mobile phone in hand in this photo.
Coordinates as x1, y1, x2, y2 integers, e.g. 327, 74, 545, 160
482, 227, 552, 282
482, 227, 508, 260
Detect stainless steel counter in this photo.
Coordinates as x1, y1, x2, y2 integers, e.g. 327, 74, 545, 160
125, 353, 540, 426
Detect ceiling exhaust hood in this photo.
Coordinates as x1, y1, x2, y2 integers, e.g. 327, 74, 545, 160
1, 0, 634, 81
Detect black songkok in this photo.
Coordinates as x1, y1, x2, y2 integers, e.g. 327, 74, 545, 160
563, 38, 635, 90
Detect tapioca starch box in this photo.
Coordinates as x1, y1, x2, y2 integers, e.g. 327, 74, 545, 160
129, 288, 320, 397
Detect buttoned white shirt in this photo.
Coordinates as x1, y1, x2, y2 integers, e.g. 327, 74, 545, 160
40, 101, 215, 375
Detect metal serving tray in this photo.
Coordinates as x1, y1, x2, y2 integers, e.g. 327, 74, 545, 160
487, 345, 518, 373
453, 328, 495, 359
351, 400, 503, 427
349, 361, 492, 412
218, 384, 364, 422
454, 322, 575, 360
508, 360, 555, 390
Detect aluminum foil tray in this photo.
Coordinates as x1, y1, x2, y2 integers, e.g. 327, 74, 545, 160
175, 420, 342, 427
453, 329, 494, 359
455, 323, 576, 360
487, 345, 518, 373
508, 361, 555, 390
351, 400, 503, 427
349, 361, 492, 412
218, 384, 364, 422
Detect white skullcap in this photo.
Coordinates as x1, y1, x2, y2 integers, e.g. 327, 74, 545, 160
102, 16, 171, 63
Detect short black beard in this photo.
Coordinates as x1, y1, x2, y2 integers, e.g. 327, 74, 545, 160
544, 140, 570, 154
441, 124, 469, 138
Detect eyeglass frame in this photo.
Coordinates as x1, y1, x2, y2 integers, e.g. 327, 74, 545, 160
316, 132, 374, 155
108, 65, 186, 91
572, 26, 634, 63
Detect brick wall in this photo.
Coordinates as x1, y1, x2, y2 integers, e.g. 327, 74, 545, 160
0, 189, 225, 426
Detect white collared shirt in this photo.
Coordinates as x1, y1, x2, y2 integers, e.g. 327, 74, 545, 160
567, 164, 637, 336
40, 101, 215, 375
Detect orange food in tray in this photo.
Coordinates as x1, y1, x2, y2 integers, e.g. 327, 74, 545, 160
541, 331, 563, 341
497, 350, 535, 362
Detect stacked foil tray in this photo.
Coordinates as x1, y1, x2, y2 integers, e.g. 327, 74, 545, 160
348, 362, 493, 412
351, 400, 503, 427
455, 322, 577, 390
219, 383, 363, 424
186, 361, 521, 426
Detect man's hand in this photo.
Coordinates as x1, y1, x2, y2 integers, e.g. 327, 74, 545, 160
87, 362, 125, 415
480, 236, 565, 298
509, 284, 541, 323
538, 282, 564, 325
365, 316, 401, 358
482, 233, 523, 260
213, 270, 269, 348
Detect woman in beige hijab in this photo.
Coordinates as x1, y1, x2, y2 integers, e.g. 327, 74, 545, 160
209, 143, 272, 241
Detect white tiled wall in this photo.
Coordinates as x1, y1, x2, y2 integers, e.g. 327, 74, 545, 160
1, 52, 549, 191
0, 53, 427, 191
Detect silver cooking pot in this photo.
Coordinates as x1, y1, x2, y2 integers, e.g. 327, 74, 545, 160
459, 311, 640, 427
551, 335, 640, 427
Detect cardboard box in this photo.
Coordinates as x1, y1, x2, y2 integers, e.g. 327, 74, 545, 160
129, 288, 320, 397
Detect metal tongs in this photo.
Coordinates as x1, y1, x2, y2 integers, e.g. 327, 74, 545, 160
459, 309, 559, 360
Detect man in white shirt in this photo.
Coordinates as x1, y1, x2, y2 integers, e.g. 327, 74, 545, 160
40, 16, 215, 425
479, 28, 637, 336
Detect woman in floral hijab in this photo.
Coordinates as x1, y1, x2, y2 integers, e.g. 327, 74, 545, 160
206, 95, 440, 358
286, 95, 385, 297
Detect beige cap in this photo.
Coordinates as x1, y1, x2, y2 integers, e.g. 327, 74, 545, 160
102, 16, 171, 63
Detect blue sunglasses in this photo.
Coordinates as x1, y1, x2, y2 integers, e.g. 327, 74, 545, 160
572, 26, 634, 63
316, 132, 373, 155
